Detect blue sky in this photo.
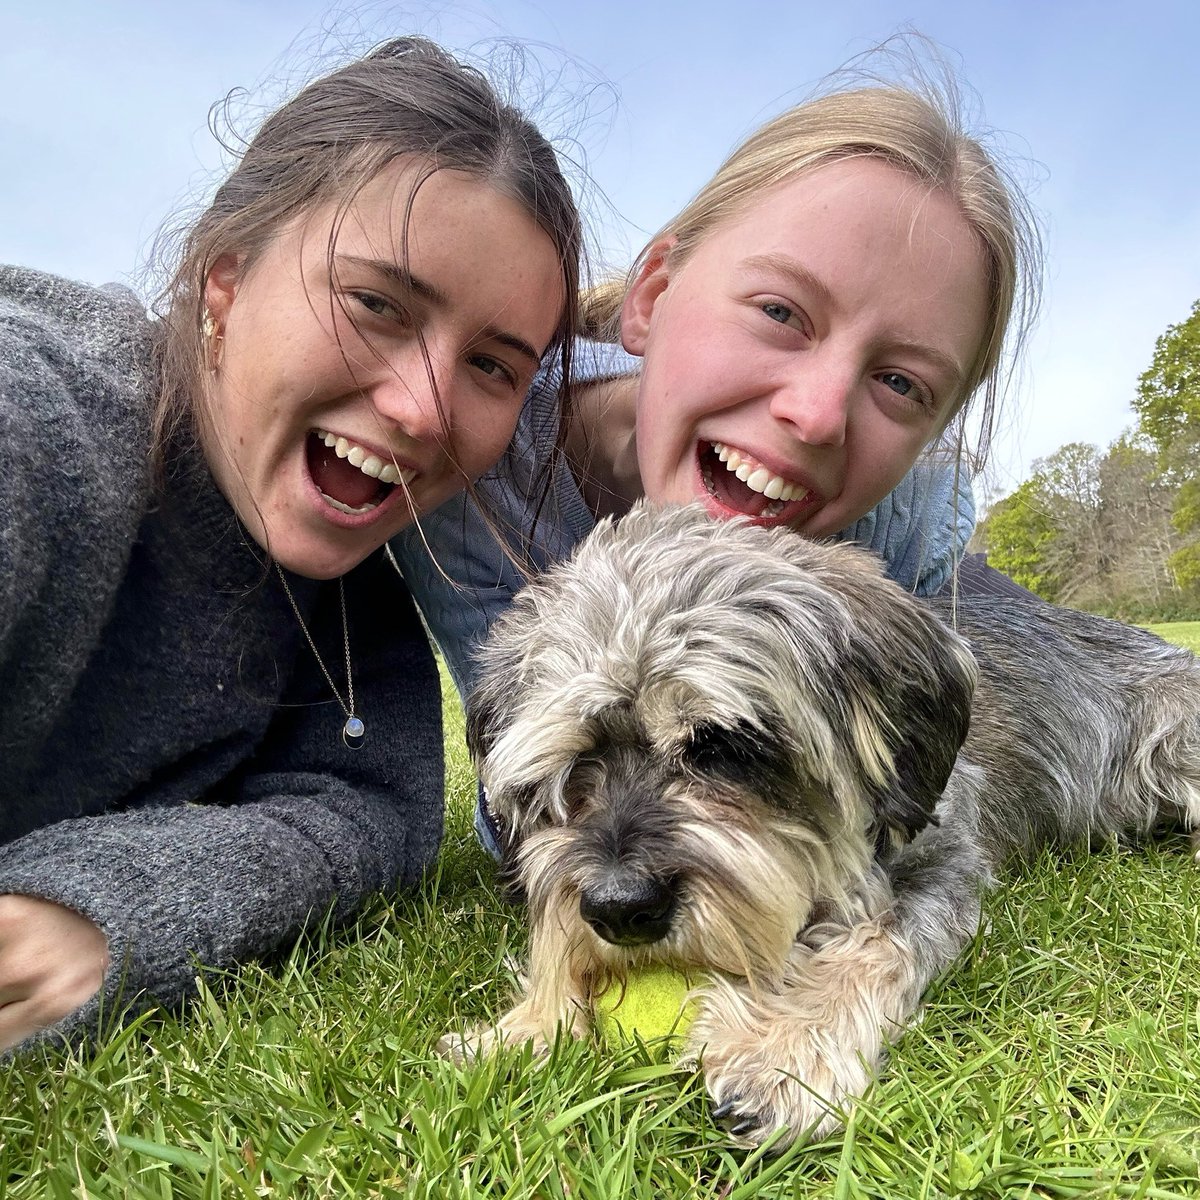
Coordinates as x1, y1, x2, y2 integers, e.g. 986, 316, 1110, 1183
4, 0, 1198, 497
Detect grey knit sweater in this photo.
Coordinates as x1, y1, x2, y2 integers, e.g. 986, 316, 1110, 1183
0, 266, 444, 1048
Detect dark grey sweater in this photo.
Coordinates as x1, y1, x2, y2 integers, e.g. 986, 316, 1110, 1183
0, 265, 444, 1047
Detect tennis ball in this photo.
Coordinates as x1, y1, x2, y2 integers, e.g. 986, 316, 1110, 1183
593, 965, 699, 1046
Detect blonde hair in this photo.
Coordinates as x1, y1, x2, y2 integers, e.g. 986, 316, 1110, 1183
583, 83, 1041, 463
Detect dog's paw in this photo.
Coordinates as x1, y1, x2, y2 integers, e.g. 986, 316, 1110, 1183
688, 924, 922, 1149
694, 1014, 876, 1148
435, 1022, 529, 1064
436, 998, 588, 1065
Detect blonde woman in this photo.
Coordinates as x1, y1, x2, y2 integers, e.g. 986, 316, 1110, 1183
394, 79, 1040, 854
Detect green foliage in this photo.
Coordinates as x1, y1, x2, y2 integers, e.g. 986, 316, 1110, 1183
975, 476, 1059, 597
1134, 298, 1200, 474
1170, 542, 1200, 591
1175, 478, 1200, 536
1135, 299, 1200, 576
1089, 594, 1200, 625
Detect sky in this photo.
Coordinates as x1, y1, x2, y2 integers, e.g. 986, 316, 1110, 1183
3, 0, 1198, 500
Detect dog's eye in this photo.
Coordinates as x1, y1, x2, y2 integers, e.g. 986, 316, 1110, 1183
686, 721, 771, 781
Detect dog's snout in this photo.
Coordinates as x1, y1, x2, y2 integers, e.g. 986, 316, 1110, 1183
579, 875, 676, 946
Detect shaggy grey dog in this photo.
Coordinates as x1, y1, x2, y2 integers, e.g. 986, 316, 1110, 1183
444, 502, 1200, 1149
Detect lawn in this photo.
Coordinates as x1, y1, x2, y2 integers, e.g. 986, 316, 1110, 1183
2, 633, 1199, 1199
1145, 622, 1200, 655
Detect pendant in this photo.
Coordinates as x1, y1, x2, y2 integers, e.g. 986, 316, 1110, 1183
343, 714, 365, 750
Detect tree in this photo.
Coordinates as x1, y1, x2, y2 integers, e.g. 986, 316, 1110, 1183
1032, 442, 1108, 605
1170, 477, 1200, 589
975, 476, 1060, 598
1096, 435, 1179, 609
1134, 298, 1200, 472
1133, 299, 1200, 589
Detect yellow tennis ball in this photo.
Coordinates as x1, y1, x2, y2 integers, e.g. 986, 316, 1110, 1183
593, 966, 698, 1046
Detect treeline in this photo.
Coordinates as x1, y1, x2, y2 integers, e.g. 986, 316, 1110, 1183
973, 299, 1200, 622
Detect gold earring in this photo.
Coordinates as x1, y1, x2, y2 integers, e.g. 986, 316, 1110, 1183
202, 308, 222, 371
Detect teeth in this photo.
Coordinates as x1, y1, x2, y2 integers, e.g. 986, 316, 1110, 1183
315, 429, 413, 489
709, 442, 809, 505
320, 493, 380, 516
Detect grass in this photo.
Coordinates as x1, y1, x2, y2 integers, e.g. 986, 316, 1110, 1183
1145, 622, 1200, 654
2, 632, 1199, 1199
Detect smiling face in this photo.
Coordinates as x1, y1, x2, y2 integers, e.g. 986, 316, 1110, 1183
620, 157, 989, 536
201, 161, 565, 579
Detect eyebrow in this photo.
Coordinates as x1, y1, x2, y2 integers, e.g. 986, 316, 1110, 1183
739, 252, 967, 391
337, 254, 546, 365
741, 252, 837, 312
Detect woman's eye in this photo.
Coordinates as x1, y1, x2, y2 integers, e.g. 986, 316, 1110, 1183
878, 371, 933, 408
468, 354, 517, 390
761, 301, 795, 325
351, 291, 403, 320
879, 371, 914, 396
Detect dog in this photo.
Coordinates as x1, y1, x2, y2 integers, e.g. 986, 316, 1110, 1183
440, 502, 1200, 1149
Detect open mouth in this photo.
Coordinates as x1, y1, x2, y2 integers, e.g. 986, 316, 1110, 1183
305, 429, 415, 516
698, 441, 816, 521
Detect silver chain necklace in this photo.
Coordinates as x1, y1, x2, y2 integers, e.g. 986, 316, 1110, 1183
275, 565, 365, 750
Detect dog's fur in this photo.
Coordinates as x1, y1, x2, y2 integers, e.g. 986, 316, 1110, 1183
441, 503, 1200, 1148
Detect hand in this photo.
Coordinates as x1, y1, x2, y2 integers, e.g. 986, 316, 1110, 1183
0, 895, 109, 1051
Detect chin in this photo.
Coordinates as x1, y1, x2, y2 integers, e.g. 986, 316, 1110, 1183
268, 534, 370, 581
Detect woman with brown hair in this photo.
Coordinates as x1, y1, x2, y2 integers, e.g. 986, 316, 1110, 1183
0, 36, 581, 1052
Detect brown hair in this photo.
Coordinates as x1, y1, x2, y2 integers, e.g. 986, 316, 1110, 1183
151, 35, 581, 473
583, 82, 1041, 464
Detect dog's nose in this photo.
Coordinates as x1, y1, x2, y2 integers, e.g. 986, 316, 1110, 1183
579, 875, 676, 946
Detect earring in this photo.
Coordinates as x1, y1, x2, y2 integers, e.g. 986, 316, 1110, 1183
202, 308, 222, 371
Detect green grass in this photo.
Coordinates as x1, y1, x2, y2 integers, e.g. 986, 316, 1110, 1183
3, 632, 1199, 1199
1146, 622, 1200, 654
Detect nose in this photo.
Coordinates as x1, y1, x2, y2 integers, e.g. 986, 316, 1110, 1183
579, 873, 677, 946
768, 364, 853, 448
369, 344, 455, 441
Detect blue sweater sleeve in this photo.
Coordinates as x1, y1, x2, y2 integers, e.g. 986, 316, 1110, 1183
389, 492, 527, 701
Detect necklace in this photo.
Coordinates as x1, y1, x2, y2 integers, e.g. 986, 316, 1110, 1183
275, 565, 365, 750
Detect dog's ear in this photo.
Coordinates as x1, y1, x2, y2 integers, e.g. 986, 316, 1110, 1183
467, 686, 530, 899
464, 680, 499, 765
850, 600, 976, 852
762, 526, 977, 851
464, 621, 526, 765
